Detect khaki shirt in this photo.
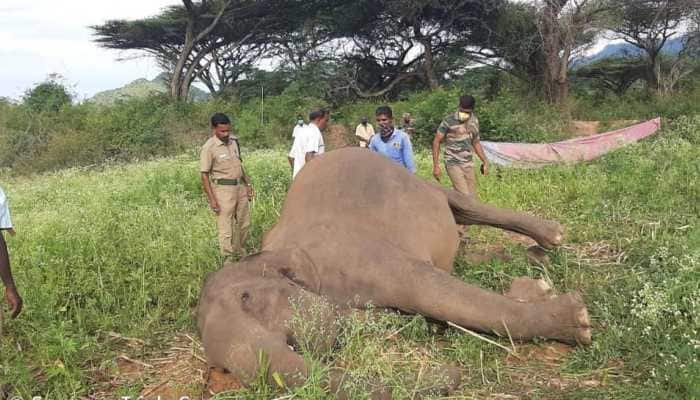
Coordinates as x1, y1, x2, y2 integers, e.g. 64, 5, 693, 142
355, 123, 375, 142
199, 135, 243, 180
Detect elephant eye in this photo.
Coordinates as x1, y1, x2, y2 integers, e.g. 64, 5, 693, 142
241, 292, 250, 302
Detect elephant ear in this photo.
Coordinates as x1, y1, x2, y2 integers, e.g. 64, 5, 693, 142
254, 248, 321, 292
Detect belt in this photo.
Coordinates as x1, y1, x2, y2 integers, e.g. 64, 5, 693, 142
213, 178, 239, 185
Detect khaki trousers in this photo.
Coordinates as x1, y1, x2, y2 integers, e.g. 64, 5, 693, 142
446, 163, 477, 197
213, 184, 250, 256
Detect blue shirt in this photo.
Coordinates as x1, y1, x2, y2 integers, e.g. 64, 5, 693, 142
369, 129, 416, 173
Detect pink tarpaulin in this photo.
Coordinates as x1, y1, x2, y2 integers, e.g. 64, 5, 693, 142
481, 118, 661, 168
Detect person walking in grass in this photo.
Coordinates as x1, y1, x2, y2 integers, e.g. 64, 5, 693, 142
355, 116, 375, 148
292, 114, 306, 138
432, 95, 489, 195
0, 186, 22, 322
288, 108, 329, 179
200, 113, 255, 260
369, 106, 416, 174
432, 95, 489, 241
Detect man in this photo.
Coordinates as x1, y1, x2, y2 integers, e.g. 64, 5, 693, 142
0, 186, 22, 320
354, 116, 375, 148
289, 108, 328, 179
401, 112, 416, 137
369, 106, 416, 174
292, 115, 306, 138
432, 95, 489, 196
200, 113, 254, 259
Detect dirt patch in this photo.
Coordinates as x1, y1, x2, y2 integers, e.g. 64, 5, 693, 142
568, 120, 640, 137
562, 241, 627, 267
462, 245, 513, 265
505, 343, 574, 367
325, 124, 353, 150
569, 120, 601, 136
96, 334, 242, 400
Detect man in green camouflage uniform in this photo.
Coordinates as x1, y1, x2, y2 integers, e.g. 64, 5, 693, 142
432, 95, 489, 197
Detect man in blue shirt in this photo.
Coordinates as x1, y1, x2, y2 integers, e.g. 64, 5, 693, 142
369, 106, 416, 174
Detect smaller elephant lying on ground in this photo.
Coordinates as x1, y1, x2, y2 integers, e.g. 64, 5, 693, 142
197, 148, 591, 395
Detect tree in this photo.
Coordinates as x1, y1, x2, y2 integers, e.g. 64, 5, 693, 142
573, 57, 647, 95
23, 77, 73, 113
93, 0, 288, 100
463, 0, 608, 105
611, 0, 700, 94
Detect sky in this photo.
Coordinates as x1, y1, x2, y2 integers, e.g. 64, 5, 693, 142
0, 1, 622, 102
0, 1, 177, 101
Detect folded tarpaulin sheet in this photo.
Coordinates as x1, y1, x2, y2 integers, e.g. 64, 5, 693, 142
481, 118, 661, 168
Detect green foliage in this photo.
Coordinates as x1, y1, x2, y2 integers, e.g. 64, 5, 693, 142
1, 112, 699, 398
23, 80, 73, 113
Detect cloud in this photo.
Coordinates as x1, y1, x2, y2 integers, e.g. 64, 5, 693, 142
0, 0, 175, 99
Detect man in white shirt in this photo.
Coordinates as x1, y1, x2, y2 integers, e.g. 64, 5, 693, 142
292, 115, 306, 138
288, 108, 329, 179
0, 186, 22, 319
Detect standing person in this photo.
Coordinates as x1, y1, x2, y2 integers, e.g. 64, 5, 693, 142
354, 116, 375, 148
369, 106, 416, 174
200, 113, 255, 260
292, 114, 306, 138
401, 112, 416, 137
289, 108, 329, 179
0, 186, 22, 320
432, 95, 489, 196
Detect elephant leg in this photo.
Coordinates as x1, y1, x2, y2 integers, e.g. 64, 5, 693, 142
438, 186, 564, 249
384, 258, 591, 345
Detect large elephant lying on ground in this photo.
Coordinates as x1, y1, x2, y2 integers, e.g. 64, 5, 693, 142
197, 148, 591, 394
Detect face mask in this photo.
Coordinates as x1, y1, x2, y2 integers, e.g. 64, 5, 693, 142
297, 119, 304, 126
379, 124, 394, 142
458, 112, 471, 122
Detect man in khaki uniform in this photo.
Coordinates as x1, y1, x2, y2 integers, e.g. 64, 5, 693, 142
200, 113, 254, 258
354, 116, 374, 147
431, 95, 489, 196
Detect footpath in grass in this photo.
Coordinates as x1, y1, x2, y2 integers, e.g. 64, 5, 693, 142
0, 120, 698, 399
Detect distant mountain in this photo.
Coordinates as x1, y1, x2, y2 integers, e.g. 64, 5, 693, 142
89, 73, 210, 104
574, 37, 686, 67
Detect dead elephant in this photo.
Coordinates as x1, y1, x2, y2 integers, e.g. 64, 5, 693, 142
197, 148, 591, 395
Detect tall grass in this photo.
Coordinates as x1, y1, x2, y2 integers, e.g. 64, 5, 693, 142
1, 115, 699, 399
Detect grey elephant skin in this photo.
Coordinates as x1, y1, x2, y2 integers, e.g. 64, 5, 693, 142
197, 148, 591, 394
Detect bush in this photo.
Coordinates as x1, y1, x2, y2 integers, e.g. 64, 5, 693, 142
23, 80, 73, 113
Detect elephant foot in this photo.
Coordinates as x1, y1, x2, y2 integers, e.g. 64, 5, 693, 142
506, 277, 555, 303
538, 221, 565, 250
539, 293, 592, 345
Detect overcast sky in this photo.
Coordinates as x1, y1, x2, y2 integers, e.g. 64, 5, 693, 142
0, 1, 178, 100
0, 1, 620, 102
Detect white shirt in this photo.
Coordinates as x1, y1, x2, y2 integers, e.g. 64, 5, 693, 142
292, 123, 306, 138
289, 123, 325, 179
0, 186, 13, 230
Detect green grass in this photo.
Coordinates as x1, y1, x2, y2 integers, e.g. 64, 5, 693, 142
1, 119, 699, 399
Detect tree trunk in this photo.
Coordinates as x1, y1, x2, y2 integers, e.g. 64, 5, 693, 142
422, 39, 439, 90
171, 20, 196, 99
539, 0, 569, 106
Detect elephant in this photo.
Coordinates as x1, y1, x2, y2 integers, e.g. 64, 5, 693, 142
197, 147, 591, 396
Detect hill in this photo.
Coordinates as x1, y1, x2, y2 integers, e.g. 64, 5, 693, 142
574, 37, 686, 66
89, 73, 210, 105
